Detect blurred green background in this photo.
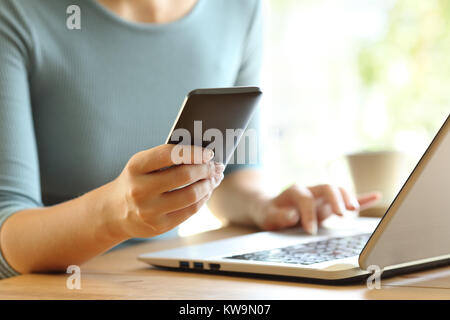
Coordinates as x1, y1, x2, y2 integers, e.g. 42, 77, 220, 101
261, 0, 449, 192
356, 0, 450, 150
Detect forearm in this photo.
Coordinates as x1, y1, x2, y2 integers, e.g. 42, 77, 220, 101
0, 181, 127, 274
208, 169, 270, 227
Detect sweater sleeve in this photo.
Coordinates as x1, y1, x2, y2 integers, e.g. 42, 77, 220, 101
0, 1, 42, 279
225, 0, 264, 175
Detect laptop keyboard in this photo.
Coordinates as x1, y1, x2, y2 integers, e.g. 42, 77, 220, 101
225, 233, 371, 265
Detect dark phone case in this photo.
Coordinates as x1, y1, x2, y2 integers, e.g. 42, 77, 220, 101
166, 87, 262, 165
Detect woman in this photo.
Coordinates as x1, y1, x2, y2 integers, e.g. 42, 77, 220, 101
0, 0, 379, 278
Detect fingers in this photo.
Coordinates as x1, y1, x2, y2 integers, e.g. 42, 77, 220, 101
340, 189, 381, 212
154, 194, 212, 235
121, 144, 224, 238
149, 161, 225, 193
127, 144, 214, 174
152, 174, 223, 215
257, 185, 381, 236
339, 187, 360, 211
316, 198, 332, 224
287, 186, 317, 234
264, 186, 317, 234
309, 184, 345, 216
358, 192, 382, 210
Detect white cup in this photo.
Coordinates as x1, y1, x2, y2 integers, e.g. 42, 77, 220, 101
346, 151, 408, 217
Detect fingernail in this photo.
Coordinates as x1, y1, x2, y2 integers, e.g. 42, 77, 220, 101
203, 149, 214, 162
215, 162, 225, 174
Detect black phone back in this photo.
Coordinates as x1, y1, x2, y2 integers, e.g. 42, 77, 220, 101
166, 87, 262, 165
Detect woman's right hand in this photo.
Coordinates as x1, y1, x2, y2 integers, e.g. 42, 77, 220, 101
109, 144, 224, 239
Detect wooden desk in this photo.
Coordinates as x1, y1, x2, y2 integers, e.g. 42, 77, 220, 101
0, 224, 449, 300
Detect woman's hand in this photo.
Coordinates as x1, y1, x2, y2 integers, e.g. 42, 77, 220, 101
251, 184, 381, 234
109, 144, 225, 239
0, 144, 224, 274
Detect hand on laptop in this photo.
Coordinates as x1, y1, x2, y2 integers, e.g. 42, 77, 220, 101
253, 185, 381, 234
209, 170, 381, 235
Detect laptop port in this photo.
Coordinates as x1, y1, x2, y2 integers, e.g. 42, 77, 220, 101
179, 261, 189, 268
193, 262, 204, 269
209, 263, 221, 271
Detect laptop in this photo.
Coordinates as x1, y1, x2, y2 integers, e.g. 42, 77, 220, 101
138, 115, 450, 283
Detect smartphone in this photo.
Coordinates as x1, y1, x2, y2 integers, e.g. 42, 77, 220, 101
166, 87, 262, 165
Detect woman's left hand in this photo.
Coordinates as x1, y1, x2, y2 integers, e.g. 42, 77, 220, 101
251, 184, 381, 234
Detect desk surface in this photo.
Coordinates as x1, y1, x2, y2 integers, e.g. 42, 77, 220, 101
0, 223, 449, 300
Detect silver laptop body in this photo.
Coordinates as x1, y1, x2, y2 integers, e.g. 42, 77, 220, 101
139, 115, 450, 282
